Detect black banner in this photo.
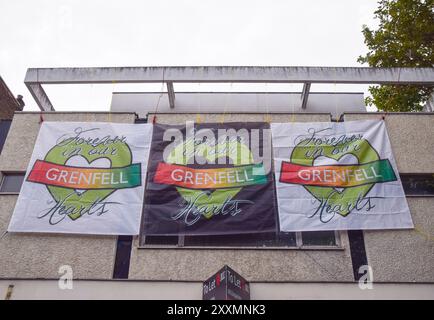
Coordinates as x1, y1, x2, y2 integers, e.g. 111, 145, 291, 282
142, 122, 277, 235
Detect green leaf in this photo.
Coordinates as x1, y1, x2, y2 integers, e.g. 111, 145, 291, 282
358, 0, 434, 112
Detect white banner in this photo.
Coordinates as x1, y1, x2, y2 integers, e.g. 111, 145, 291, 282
271, 120, 413, 231
8, 122, 153, 235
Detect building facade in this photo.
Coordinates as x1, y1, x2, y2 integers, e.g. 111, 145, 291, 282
0, 110, 433, 299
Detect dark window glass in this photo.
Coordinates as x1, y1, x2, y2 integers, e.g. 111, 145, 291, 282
184, 232, 297, 247
0, 173, 25, 192
301, 231, 336, 246
142, 231, 337, 248
400, 174, 434, 196
143, 232, 298, 247
143, 235, 179, 245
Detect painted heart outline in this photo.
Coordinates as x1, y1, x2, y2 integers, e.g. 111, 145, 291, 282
290, 138, 380, 217
44, 139, 133, 220
166, 138, 254, 219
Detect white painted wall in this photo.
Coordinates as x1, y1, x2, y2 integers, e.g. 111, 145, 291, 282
1, 280, 433, 300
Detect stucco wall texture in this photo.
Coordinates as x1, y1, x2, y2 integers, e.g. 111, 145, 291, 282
344, 113, 434, 283
343, 113, 434, 173
0, 112, 432, 283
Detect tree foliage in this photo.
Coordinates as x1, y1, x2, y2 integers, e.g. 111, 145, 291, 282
358, 0, 434, 111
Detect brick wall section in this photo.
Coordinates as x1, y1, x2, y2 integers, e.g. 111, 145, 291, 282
0, 77, 21, 120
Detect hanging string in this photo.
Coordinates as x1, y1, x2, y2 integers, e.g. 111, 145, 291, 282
86, 83, 95, 122
291, 83, 295, 122
196, 67, 204, 124
88, 83, 94, 122
108, 80, 116, 123
334, 68, 338, 120
196, 82, 202, 124
264, 83, 271, 123
256, 88, 260, 115
334, 82, 338, 120
152, 68, 166, 124
220, 82, 232, 124
381, 68, 400, 115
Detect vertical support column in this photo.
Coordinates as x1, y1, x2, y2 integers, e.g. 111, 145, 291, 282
301, 82, 311, 110
26, 83, 54, 111
167, 82, 175, 109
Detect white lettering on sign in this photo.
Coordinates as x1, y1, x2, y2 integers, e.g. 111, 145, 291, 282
297, 167, 382, 184
203, 278, 216, 295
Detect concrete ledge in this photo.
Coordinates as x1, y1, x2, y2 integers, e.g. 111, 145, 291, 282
1, 279, 433, 300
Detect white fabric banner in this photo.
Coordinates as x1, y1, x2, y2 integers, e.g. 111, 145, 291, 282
8, 122, 153, 235
271, 120, 413, 231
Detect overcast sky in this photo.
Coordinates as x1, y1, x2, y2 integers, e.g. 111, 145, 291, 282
0, 0, 379, 111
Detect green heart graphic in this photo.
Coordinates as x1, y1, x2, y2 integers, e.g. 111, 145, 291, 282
44, 139, 132, 220
167, 139, 254, 219
291, 138, 380, 216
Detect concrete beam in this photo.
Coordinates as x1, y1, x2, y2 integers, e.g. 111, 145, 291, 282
24, 66, 434, 111
25, 66, 434, 85
25, 83, 54, 111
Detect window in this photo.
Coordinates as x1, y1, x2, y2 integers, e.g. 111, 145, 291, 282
141, 231, 339, 249
401, 174, 434, 196
301, 231, 336, 246
144, 235, 179, 245
183, 232, 297, 248
0, 173, 25, 193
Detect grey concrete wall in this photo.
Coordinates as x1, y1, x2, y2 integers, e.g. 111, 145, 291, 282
0, 112, 135, 279
129, 244, 353, 282
343, 113, 434, 173
363, 198, 434, 282
130, 113, 356, 282
344, 113, 434, 283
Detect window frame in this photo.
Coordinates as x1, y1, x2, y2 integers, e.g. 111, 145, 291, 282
399, 173, 434, 198
139, 231, 343, 251
0, 171, 26, 194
